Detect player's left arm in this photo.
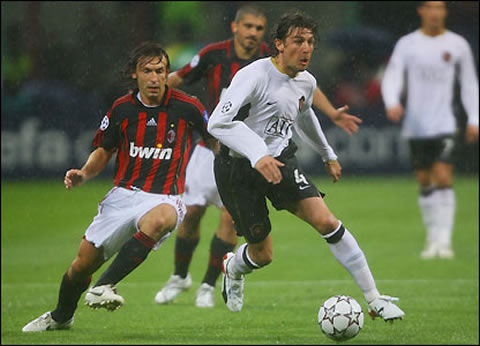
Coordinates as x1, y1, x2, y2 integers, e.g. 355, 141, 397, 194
458, 40, 479, 143
312, 87, 362, 135
295, 107, 341, 183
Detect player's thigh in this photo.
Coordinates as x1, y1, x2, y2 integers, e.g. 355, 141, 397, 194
289, 196, 339, 235
214, 155, 271, 244
177, 205, 207, 239
138, 203, 179, 241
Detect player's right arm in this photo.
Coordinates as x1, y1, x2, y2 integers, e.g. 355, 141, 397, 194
64, 147, 115, 189
208, 65, 284, 184
381, 37, 407, 123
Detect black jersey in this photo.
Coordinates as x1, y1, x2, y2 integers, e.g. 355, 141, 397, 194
176, 38, 271, 113
92, 87, 212, 195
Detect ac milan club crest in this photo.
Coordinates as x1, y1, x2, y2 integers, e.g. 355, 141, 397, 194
442, 51, 451, 62
167, 129, 176, 143
298, 96, 305, 111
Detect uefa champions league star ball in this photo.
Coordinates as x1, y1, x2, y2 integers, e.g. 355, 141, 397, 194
318, 295, 364, 341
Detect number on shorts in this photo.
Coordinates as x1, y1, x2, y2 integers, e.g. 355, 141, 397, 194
294, 169, 308, 185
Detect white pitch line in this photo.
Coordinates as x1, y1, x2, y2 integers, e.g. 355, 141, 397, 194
1, 279, 477, 288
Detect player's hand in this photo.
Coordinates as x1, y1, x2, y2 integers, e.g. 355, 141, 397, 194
64, 169, 86, 190
386, 105, 404, 123
465, 124, 479, 143
255, 155, 285, 184
332, 105, 362, 135
325, 160, 341, 183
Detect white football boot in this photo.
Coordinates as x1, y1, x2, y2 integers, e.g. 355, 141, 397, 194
195, 283, 215, 308
221, 252, 244, 312
437, 247, 454, 259
154, 273, 192, 304
85, 284, 124, 311
22, 311, 73, 332
420, 242, 439, 259
368, 295, 405, 322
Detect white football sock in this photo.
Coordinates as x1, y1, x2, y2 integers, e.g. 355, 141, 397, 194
435, 188, 455, 250
418, 189, 437, 247
324, 224, 380, 303
226, 243, 260, 279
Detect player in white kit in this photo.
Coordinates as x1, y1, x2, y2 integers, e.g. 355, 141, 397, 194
155, 5, 362, 308
381, 1, 479, 259
208, 11, 404, 322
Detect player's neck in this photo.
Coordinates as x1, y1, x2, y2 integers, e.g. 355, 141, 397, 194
137, 88, 164, 107
421, 25, 446, 37
271, 56, 298, 78
233, 39, 257, 60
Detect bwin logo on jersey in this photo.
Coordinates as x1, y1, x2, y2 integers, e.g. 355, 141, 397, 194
264, 116, 293, 138
129, 142, 172, 160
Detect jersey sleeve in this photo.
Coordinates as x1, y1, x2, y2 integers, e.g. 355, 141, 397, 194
381, 36, 407, 109
208, 66, 269, 167
294, 107, 338, 162
185, 97, 215, 143
92, 104, 122, 151
176, 45, 215, 85
458, 38, 479, 127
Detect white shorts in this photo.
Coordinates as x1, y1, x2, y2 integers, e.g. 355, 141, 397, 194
84, 187, 186, 261
183, 145, 223, 208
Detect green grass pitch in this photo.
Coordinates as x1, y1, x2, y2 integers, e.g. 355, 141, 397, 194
1, 175, 478, 344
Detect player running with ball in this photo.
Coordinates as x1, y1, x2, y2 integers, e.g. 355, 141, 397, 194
208, 11, 405, 322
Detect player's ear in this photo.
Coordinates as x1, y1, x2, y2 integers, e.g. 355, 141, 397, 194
131, 73, 137, 80
274, 38, 284, 53
231, 21, 237, 34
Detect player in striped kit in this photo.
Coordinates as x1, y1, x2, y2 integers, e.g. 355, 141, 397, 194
381, 1, 478, 259
208, 11, 404, 321
22, 42, 215, 332
155, 4, 362, 308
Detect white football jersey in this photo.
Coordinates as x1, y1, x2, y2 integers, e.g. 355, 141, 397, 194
382, 29, 479, 139
208, 57, 337, 167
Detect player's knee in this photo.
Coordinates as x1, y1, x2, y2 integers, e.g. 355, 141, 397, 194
313, 215, 339, 236
70, 257, 95, 278
149, 214, 176, 238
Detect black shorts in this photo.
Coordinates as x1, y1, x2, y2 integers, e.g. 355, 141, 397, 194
408, 135, 456, 170
214, 142, 323, 244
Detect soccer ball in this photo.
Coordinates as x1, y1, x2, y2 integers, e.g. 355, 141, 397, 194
318, 295, 364, 341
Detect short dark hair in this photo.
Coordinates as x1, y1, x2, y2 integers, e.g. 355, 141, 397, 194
270, 11, 317, 55
121, 41, 171, 89
234, 4, 266, 23
126, 41, 171, 75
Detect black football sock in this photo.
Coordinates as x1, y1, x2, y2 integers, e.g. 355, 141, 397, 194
94, 231, 155, 287
202, 234, 235, 287
51, 273, 91, 323
173, 236, 199, 278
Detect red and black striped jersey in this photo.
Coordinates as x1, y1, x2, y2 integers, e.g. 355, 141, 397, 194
92, 86, 213, 195
176, 38, 271, 113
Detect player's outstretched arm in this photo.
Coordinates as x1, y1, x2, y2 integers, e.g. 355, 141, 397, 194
64, 147, 114, 190
313, 87, 362, 135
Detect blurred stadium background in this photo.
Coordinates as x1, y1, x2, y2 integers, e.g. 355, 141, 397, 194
2, 1, 478, 179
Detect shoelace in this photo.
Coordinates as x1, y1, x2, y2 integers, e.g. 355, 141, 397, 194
378, 295, 399, 303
